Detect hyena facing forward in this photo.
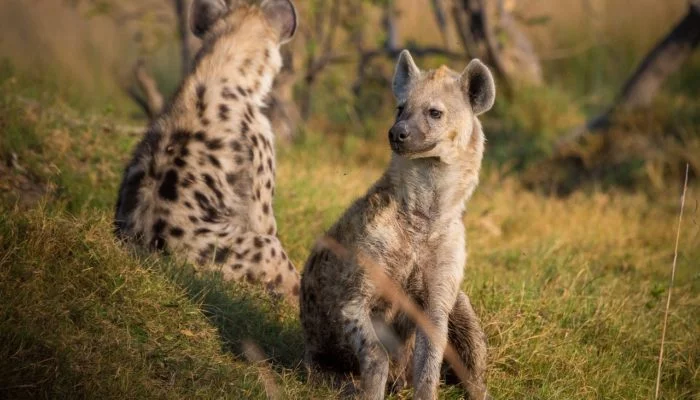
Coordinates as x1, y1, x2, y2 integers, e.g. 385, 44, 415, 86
300, 50, 495, 399
114, 0, 300, 303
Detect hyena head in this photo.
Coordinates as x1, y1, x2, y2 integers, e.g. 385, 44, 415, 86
190, 0, 297, 44
389, 50, 496, 163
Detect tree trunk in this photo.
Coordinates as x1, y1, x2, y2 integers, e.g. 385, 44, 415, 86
173, 0, 194, 78
616, 1, 700, 110
558, 1, 700, 149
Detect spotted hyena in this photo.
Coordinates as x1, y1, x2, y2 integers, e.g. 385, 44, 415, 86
114, 0, 300, 303
300, 50, 495, 399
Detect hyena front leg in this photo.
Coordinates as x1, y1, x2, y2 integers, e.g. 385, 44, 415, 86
447, 291, 488, 400
412, 306, 452, 400
413, 233, 466, 399
196, 232, 300, 304
342, 302, 390, 400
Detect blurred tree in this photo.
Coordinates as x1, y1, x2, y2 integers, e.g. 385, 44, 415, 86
559, 0, 700, 150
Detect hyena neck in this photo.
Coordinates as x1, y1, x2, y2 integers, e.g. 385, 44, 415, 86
169, 20, 283, 124
387, 157, 474, 219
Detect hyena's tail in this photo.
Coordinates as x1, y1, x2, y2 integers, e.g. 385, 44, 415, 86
446, 291, 490, 400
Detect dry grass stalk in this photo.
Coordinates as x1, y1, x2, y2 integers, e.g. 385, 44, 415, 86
242, 340, 281, 400
317, 237, 479, 394
654, 163, 690, 399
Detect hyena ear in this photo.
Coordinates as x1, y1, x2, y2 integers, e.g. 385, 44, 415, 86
190, 0, 229, 38
460, 59, 496, 116
392, 50, 421, 101
261, 0, 298, 44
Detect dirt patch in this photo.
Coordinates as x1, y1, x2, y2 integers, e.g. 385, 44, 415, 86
0, 153, 52, 209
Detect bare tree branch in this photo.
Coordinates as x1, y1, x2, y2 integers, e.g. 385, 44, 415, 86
431, 0, 451, 49
173, 0, 194, 78
132, 58, 164, 119
557, 2, 700, 151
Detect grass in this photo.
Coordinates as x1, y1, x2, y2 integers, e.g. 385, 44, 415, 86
0, 57, 698, 399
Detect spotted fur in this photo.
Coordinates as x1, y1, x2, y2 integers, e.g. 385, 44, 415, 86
300, 51, 495, 399
115, 0, 300, 303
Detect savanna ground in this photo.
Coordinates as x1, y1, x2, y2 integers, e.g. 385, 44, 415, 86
0, 0, 699, 398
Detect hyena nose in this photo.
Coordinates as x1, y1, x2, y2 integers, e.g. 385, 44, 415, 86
389, 123, 411, 143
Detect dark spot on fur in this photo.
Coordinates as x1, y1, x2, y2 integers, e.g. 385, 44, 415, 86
292, 284, 300, 296
237, 86, 247, 97
245, 104, 254, 123
201, 118, 210, 126
226, 173, 237, 185
170, 227, 184, 238
241, 120, 250, 135
214, 247, 232, 264
268, 226, 275, 235
235, 249, 250, 260
196, 84, 207, 119
281, 252, 287, 260
251, 135, 259, 147
275, 274, 283, 285
251, 252, 262, 263
254, 237, 263, 248
267, 158, 273, 171
248, 148, 254, 161
189, 216, 198, 223
194, 227, 212, 235
246, 271, 256, 283
202, 174, 223, 201
234, 155, 244, 165
288, 261, 294, 271
208, 155, 221, 168
206, 138, 223, 150
158, 169, 179, 201
222, 86, 238, 100
235, 237, 245, 245
174, 157, 187, 168
271, 248, 276, 257
218, 104, 230, 121
230, 140, 242, 152
232, 263, 243, 270
194, 191, 219, 223
194, 131, 206, 142
257, 165, 264, 174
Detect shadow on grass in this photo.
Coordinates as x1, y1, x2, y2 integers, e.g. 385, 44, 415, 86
156, 258, 306, 371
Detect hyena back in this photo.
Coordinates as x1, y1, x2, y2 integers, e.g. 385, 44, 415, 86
300, 50, 495, 399
114, 0, 300, 303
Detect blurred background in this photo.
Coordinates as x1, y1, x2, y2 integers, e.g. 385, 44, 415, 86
1, 0, 697, 191
0, 1, 698, 399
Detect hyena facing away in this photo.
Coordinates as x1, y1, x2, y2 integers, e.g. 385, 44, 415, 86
300, 50, 495, 400
114, 0, 300, 304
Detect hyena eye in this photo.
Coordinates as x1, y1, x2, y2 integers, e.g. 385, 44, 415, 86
429, 109, 443, 119
396, 106, 405, 118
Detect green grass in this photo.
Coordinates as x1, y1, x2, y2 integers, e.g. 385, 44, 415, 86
0, 53, 698, 400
